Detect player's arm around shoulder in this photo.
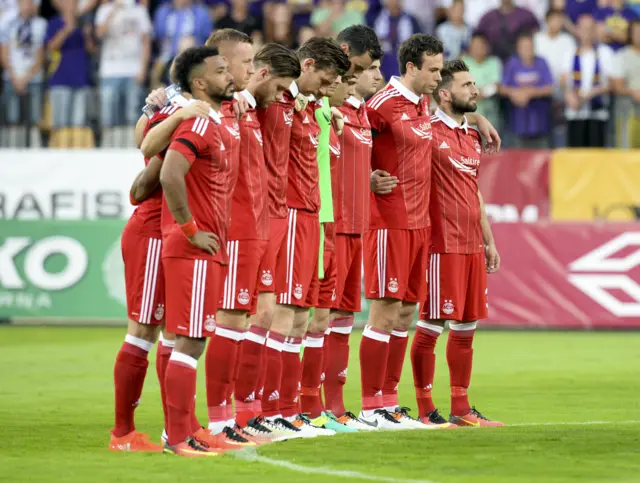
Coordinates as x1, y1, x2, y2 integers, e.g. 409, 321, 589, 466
466, 112, 501, 153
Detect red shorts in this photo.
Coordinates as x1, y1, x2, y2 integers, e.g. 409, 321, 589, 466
122, 226, 165, 325
275, 209, 320, 308
258, 217, 288, 292
317, 223, 337, 309
364, 228, 429, 303
334, 233, 362, 313
219, 239, 268, 314
163, 257, 227, 338
421, 252, 488, 322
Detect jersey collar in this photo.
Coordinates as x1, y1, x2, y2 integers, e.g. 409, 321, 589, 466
289, 81, 299, 98
346, 96, 362, 109
173, 95, 222, 124
434, 108, 468, 134
237, 89, 257, 109
389, 76, 421, 105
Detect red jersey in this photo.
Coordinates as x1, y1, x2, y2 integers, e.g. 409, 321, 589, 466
366, 76, 433, 230
429, 109, 484, 254
220, 101, 242, 228
161, 111, 231, 265
258, 81, 296, 219
287, 95, 321, 213
228, 90, 269, 241
334, 96, 373, 235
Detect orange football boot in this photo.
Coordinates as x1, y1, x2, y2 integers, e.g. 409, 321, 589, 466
163, 437, 222, 457
450, 407, 504, 427
109, 431, 163, 452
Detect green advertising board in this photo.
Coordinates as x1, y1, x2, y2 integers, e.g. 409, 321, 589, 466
0, 220, 127, 320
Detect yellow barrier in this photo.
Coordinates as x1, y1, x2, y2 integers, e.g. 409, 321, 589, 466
551, 149, 640, 221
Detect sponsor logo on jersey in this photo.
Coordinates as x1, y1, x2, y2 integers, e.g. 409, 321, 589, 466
350, 127, 373, 146
237, 288, 250, 305
293, 283, 303, 300
448, 156, 478, 177
387, 277, 399, 293
329, 143, 341, 156
204, 314, 216, 332
261, 270, 273, 286
442, 300, 454, 315
154, 303, 165, 321
225, 125, 241, 139
410, 122, 432, 140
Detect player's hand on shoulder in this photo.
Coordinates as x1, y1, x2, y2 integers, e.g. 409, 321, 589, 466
295, 94, 308, 112
485, 244, 500, 274
474, 115, 501, 154
331, 107, 344, 135
370, 170, 399, 195
146, 88, 168, 109
234, 97, 249, 120
188, 231, 220, 256
180, 101, 210, 120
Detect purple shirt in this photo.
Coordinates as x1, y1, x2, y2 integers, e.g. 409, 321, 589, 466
374, 10, 421, 80
153, 3, 212, 61
565, 0, 597, 23
594, 7, 638, 51
45, 16, 90, 88
502, 56, 553, 137
475, 7, 540, 61
203, 0, 268, 18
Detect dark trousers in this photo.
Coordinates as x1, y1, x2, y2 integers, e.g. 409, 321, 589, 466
567, 119, 607, 147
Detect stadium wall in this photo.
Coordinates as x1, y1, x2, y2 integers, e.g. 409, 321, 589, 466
1, 149, 639, 329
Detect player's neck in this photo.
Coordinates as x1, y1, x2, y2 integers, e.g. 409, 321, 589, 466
398, 75, 419, 97
442, 107, 465, 126
194, 93, 222, 113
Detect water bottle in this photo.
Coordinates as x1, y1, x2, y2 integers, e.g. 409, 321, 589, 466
141, 84, 182, 118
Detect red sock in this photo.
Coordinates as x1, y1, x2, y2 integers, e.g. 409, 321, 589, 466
382, 330, 409, 409
447, 322, 477, 417
411, 322, 443, 417
262, 332, 285, 417
323, 317, 353, 416
301, 332, 325, 418
280, 337, 302, 418
253, 348, 268, 415
235, 325, 267, 426
360, 326, 390, 411
226, 344, 242, 419
113, 335, 153, 437
165, 352, 198, 445
155, 338, 173, 433
205, 326, 244, 426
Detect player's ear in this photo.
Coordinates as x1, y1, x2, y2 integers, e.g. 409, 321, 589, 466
260, 67, 270, 81
302, 58, 315, 72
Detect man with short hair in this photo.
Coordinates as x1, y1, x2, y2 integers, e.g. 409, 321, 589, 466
159, 45, 235, 457
413, 59, 503, 428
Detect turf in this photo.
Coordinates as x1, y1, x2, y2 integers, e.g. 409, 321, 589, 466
1, 327, 639, 483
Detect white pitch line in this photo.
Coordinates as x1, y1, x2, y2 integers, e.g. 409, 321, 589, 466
509, 420, 640, 427
235, 447, 442, 483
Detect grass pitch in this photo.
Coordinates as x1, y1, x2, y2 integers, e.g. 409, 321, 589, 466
1, 327, 639, 483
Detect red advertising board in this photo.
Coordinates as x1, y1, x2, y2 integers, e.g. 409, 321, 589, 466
485, 223, 640, 329
479, 151, 550, 223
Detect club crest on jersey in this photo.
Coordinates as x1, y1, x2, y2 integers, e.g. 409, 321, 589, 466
261, 270, 273, 286
293, 284, 304, 300
474, 140, 482, 154
442, 300, 454, 315
237, 288, 250, 306
387, 278, 399, 294
309, 133, 319, 147
204, 314, 216, 332
283, 110, 293, 126
350, 127, 372, 146
331, 288, 337, 301
253, 129, 263, 146
154, 304, 165, 321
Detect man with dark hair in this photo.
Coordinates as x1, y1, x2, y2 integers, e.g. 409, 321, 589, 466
301, 25, 383, 432
257, 36, 349, 437
158, 45, 235, 457
414, 59, 503, 428
360, 34, 500, 430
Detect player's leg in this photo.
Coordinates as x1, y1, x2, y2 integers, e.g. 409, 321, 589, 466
162, 257, 223, 457
111, 233, 164, 451
382, 301, 414, 411
448, 253, 503, 427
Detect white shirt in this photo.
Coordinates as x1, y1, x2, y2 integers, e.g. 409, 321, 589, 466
562, 44, 615, 121
0, 12, 47, 82
534, 31, 576, 96
95, 3, 152, 78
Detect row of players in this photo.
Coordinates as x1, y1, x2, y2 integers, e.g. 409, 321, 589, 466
110, 25, 504, 457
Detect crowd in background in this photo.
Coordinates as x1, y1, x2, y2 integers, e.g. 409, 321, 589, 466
0, 0, 638, 149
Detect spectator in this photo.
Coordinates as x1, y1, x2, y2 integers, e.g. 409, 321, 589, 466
515, 0, 550, 24
267, 2, 294, 47
611, 19, 640, 148
561, 0, 597, 36
475, 0, 540, 61
595, 0, 638, 51
0, 0, 17, 20
435, 0, 470, 60
95, 0, 152, 148
373, 0, 421, 80
153, 0, 212, 77
535, 9, 577, 92
287, 0, 316, 32
0, 0, 45, 147
561, 14, 614, 147
500, 32, 554, 148
439, 0, 495, 30
403, 0, 448, 34
461, 33, 502, 129
45, 0, 95, 148
159, 34, 196, 86
630, 0, 640, 17
296, 24, 315, 48
311, 0, 364, 37
217, 0, 264, 44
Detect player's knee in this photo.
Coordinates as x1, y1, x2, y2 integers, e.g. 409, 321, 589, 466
308, 308, 330, 334
270, 304, 295, 335
128, 320, 161, 343
369, 299, 400, 332
396, 303, 418, 331
174, 336, 206, 359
